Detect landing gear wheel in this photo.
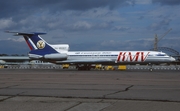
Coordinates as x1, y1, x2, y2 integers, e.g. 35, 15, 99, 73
149, 68, 153, 72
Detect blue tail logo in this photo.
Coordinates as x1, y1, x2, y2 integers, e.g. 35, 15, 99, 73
37, 40, 46, 49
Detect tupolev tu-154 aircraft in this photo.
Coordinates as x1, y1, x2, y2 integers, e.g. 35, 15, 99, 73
6, 31, 176, 70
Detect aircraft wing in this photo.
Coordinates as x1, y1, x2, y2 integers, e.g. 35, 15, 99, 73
0, 56, 30, 62
55, 58, 114, 64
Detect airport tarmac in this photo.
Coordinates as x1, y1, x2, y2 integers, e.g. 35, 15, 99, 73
0, 69, 180, 111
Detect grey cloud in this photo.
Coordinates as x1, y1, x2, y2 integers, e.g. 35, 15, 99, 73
60, 0, 135, 10
0, 18, 16, 30
0, 0, 136, 31
138, 16, 144, 20
100, 38, 180, 53
152, 0, 180, 6
0, 0, 135, 18
148, 19, 172, 31
112, 26, 131, 31
100, 39, 153, 51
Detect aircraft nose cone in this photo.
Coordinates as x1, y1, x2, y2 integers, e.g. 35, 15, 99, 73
171, 57, 176, 61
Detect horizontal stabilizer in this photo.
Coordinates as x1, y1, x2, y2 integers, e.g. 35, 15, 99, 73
5, 31, 46, 36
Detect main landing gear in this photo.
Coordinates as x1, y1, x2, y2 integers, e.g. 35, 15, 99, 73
76, 64, 91, 70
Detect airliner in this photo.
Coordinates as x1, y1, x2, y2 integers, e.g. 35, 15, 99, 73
6, 31, 176, 70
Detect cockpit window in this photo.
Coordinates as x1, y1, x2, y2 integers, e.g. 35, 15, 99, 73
156, 54, 166, 56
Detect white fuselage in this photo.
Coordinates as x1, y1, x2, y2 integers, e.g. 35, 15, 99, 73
63, 51, 175, 63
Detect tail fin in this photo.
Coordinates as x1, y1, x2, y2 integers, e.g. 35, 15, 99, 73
6, 31, 62, 58
5, 31, 46, 50
6, 31, 68, 60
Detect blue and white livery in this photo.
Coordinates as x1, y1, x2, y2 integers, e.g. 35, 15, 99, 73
6, 32, 176, 70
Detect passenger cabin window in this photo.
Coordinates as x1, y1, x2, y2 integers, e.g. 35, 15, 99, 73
156, 54, 165, 56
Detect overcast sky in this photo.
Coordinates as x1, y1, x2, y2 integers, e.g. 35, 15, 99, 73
0, 0, 180, 55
